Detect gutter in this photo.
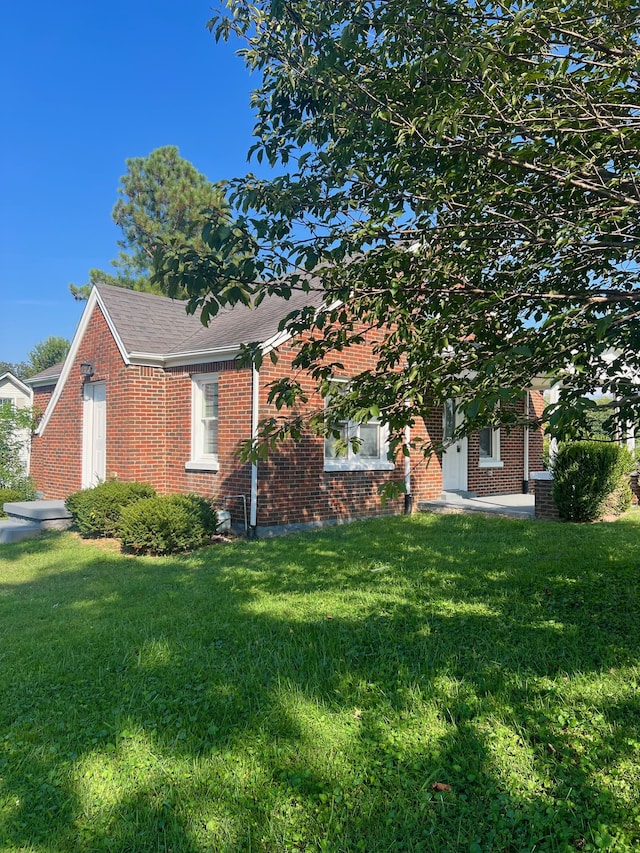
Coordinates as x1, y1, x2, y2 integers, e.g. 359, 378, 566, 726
523, 392, 530, 494
249, 363, 260, 536
404, 424, 413, 513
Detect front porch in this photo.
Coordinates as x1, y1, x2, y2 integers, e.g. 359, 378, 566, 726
418, 491, 535, 519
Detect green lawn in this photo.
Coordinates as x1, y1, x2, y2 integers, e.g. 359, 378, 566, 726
0, 513, 639, 852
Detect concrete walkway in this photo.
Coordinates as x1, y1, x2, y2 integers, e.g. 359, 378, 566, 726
418, 491, 535, 519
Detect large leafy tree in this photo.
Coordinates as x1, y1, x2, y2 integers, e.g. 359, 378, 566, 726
71, 146, 232, 299
0, 361, 28, 381
25, 336, 70, 378
156, 0, 640, 451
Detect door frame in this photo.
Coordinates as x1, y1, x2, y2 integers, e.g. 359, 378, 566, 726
441, 399, 468, 492
82, 381, 106, 488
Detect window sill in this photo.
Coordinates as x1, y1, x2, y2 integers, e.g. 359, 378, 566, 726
324, 459, 396, 473
185, 460, 219, 473
478, 459, 504, 469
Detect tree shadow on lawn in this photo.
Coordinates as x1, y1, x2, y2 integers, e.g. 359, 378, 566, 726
0, 514, 639, 851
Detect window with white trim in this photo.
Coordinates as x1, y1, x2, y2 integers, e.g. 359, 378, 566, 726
186, 374, 219, 472
324, 382, 394, 472
478, 426, 503, 467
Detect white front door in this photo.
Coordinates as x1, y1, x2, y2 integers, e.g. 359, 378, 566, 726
442, 399, 468, 492
82, 382, 106, 488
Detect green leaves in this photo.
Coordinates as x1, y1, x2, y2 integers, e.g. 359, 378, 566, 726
170, 0, 640, 447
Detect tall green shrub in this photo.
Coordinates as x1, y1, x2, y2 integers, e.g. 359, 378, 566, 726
119, 493, 218, 555
0, 402, 34, 492
552, 441, 633, 522
65, 481, 156, 538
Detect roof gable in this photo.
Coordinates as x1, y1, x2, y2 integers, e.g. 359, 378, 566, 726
0, 372, 33, 399
34, 282, 324, 436
95, 283, 324, 360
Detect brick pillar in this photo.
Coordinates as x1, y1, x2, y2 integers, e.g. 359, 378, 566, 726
531, 472, 561, 520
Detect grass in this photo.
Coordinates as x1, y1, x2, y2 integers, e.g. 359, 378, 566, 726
0, 512, 639, 852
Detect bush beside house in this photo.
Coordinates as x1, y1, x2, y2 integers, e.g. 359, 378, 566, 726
552, 441, 633, 522
65, 481, 156, 538
65, 481, 218, 555
119, 493, 218, 555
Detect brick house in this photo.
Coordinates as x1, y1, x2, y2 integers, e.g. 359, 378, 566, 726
26, 284, 544, 535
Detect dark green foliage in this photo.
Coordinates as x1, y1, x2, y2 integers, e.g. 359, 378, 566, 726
118, 493, 218, 555
0, 487, 26, 518
156, 1, 640, 452
25, 336, 70, 378
600, 478, 634, 519
69, 146, 234, 300
0, 360, 28, 380
65, 481, 156, 538
552, 441, 633, 522
0, 403, 35, 491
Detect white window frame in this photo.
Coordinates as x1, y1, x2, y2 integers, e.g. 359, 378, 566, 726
478, 426, 503, 468
186, 373, 219, 472
323, 381, 394, 473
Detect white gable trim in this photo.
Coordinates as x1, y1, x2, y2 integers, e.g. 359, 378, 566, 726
94, 289, 131, 366
0, 372, 33, 400
35, 289, 131, 437
260, 299, 340, 357
127, 345, 243, 368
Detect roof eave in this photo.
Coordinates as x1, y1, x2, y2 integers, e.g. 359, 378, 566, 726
127, 345, 245, 369
25, 374, 62, 388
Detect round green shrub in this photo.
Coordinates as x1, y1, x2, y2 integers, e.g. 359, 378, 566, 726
65, 480, 156, 538
0, 488, 25, 518
118, 493, 218, 555
552, 441, 633, 522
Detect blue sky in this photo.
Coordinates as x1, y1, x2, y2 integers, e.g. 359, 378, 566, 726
0, 0, 266, 364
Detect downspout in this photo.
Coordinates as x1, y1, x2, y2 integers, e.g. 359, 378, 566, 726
404, 424, 413, 513
523, 392, 530, 494
249, 363, 259, 537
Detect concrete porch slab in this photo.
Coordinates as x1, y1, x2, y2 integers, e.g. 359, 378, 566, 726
418, 492, 535, 519
2, 500, 73, 535
0, 519, 43, 544
3, 500, 72, 526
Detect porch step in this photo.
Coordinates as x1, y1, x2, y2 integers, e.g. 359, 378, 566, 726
3, 500, 73, 530
1, 500, 73, 545
0, 518, 43, 544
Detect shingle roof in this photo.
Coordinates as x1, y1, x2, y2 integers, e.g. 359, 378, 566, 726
24, 362, 64, 385
95, 283, 324, 358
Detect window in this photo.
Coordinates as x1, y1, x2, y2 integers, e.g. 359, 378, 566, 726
324, 382, 394, 472
186, 374, 219, 472
478, 426, 503, 467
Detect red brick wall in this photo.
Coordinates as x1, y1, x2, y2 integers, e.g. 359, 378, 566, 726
466, 392, 545, 497
30, 305, 139, 498
30, 299, 545, 528
255, 334, 444, 527
30, 305, 255, 531
533, 477, 561, 520
31, 385, 56, 423
163, 362, 253, 528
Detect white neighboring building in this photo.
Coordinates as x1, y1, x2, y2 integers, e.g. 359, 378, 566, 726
0, 372, 33, 474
